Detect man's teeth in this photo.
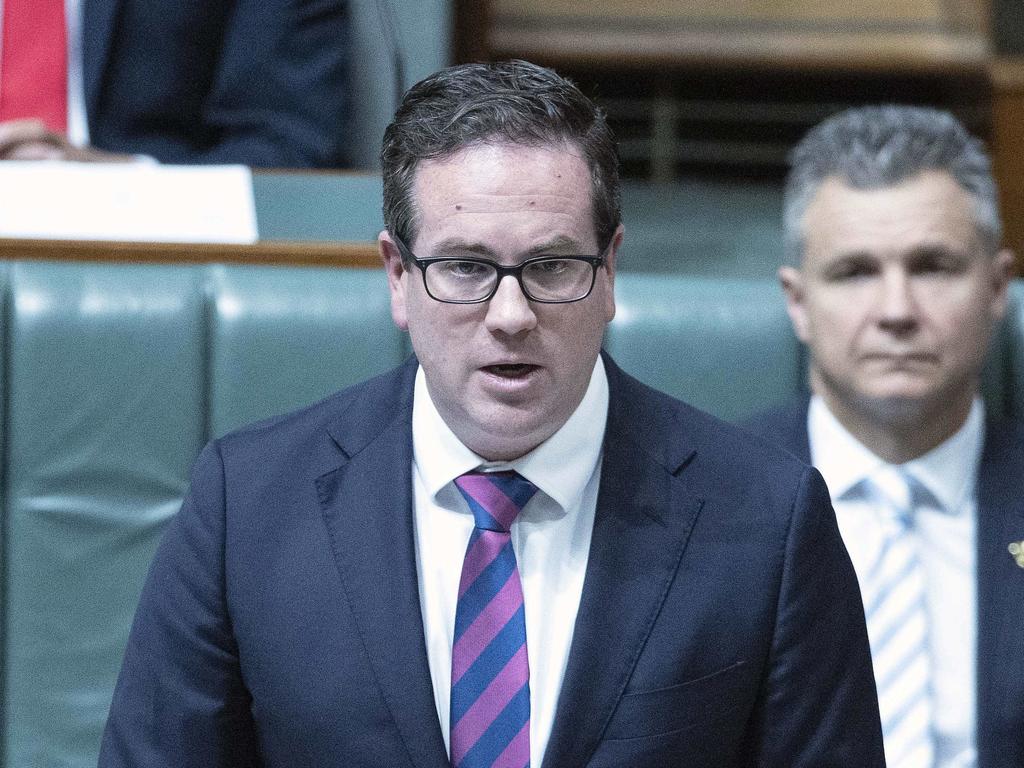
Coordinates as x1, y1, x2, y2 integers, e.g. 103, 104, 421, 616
493, 364, 530, 373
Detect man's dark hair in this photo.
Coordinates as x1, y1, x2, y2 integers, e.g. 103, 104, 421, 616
381, 60, 620, 250
784, 105, 1001, 264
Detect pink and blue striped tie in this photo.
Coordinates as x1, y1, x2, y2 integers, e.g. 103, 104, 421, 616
450, 471, 537, 768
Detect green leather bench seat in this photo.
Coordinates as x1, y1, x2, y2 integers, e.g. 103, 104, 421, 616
0, 261, 1020, 767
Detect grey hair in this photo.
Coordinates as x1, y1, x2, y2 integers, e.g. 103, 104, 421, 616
783, 105, 1001, 264
380, 60, 620, 250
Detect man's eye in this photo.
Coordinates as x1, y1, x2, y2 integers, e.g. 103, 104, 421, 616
441, 260, 490, 278
910, 256, 965, 276
827, 261, 876, 281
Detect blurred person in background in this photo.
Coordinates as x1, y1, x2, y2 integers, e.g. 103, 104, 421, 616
745, 105, 1023, 768
0, 0, 350, 166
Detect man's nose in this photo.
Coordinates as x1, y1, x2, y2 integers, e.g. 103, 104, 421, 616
484, 275, 538, 336
876, 269, 918, 334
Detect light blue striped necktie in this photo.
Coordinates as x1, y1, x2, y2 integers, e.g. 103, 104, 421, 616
863, 467, 935, 768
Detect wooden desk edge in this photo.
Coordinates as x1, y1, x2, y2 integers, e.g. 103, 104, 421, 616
0, 238, 382, 268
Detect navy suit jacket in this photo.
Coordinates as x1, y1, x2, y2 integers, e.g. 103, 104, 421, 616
82, 0, 350, 166
100, 356, 884, 767
744, 398, 1024, 768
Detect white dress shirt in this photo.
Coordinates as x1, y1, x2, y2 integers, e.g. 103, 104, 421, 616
411, 357, 608, 768
0, 0, 88, 144
808, 395, 983, 768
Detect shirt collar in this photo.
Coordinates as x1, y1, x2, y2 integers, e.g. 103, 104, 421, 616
412, 356, 609, 516
808, 395, 984, 515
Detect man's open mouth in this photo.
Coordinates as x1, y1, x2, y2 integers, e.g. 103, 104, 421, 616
484, 364, 538, 377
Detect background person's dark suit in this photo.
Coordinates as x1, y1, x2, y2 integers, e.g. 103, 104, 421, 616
82, 0, 350, 166
744, 397, 1024, 768
100, 355, 883, 766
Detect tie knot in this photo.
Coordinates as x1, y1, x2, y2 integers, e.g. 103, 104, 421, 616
869, 466, 922, 528
454, 471, 538, 532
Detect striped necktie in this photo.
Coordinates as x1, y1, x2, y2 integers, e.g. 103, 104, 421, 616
863, 467, 935, 768
450, 470, 537, 768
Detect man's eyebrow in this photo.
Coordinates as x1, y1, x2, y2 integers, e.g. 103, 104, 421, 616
527, 235, 589, 254
905, 243, 970, 261
829, 251, 876, 265
815, 251, 877, 276
429, 234, 590, 258
430, 239, 498, 257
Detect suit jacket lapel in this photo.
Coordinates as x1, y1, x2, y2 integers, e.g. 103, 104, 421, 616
81, 0, 123, 122
974, 420, 1024, 760
315, 360, 449, 768
541, 359, 704, 768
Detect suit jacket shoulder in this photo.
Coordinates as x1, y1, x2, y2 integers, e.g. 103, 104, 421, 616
214, 355, 417, 482
738, 396, 812, 463
609, 367, 819, 513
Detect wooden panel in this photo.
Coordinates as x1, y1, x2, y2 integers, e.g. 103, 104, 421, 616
490, 28, 988, 73
0, 239, 381, 268
488, 0, 991, 73
992, 0, 1024, 54
991, 57, 1024, 273
454, 0, 491, 62
495, 0, 950, 23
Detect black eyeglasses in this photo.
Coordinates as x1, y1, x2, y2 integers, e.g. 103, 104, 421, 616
392, 235, 609, 304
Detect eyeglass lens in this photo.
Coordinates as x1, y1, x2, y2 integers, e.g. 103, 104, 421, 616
425, 259, 594, 302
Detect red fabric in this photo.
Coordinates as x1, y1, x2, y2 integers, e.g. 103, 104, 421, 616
0, 0, 68, 132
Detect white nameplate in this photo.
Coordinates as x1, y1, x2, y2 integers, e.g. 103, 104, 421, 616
0, 162, 258, 243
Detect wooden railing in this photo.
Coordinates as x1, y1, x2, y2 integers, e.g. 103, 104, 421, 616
0, 238, 380, 268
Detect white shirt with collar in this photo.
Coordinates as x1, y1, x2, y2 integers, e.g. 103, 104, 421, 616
808, 395, 983, 768
412, 356, 608, 768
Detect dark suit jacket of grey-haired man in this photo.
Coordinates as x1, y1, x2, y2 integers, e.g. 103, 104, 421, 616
100, 61, 885, 767
0, 0, 351, 166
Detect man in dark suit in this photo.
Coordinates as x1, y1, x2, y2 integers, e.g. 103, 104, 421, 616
0, 0, 349, 166
745, 106, 1023, 768
99, 61, 884, 767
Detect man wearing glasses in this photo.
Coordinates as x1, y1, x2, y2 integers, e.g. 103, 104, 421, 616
100, 61, 884, 767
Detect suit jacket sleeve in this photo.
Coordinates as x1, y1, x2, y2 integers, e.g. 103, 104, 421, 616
750, 465, 885, 766
192, 0, 350, 166
91, 0, 350, 167
98, 441, 260, 767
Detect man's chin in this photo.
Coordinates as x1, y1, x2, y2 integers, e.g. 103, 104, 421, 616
454, 409, 558, 462
460, 428, 546, 462
850, 386, 944, 427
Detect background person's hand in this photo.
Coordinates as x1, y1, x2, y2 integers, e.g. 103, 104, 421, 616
0, 119, 135, 161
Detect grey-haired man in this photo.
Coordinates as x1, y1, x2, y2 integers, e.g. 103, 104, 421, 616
746, 105, 1023, 768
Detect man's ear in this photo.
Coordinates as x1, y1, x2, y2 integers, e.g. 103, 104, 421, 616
602, 223, 624, 322
379, 230, 410, 330
989, 248, 1016, 323
779, 265, 811, 343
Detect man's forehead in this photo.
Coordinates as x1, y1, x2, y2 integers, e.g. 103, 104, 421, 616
413, 192, 579, 215
423, 137, 585, 164
407, 141, 597, 244
804, 172, 981, 248
810, 171, 973, 214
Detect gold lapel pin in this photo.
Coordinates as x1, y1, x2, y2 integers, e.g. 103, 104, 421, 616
1009, 541, 1024, 569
